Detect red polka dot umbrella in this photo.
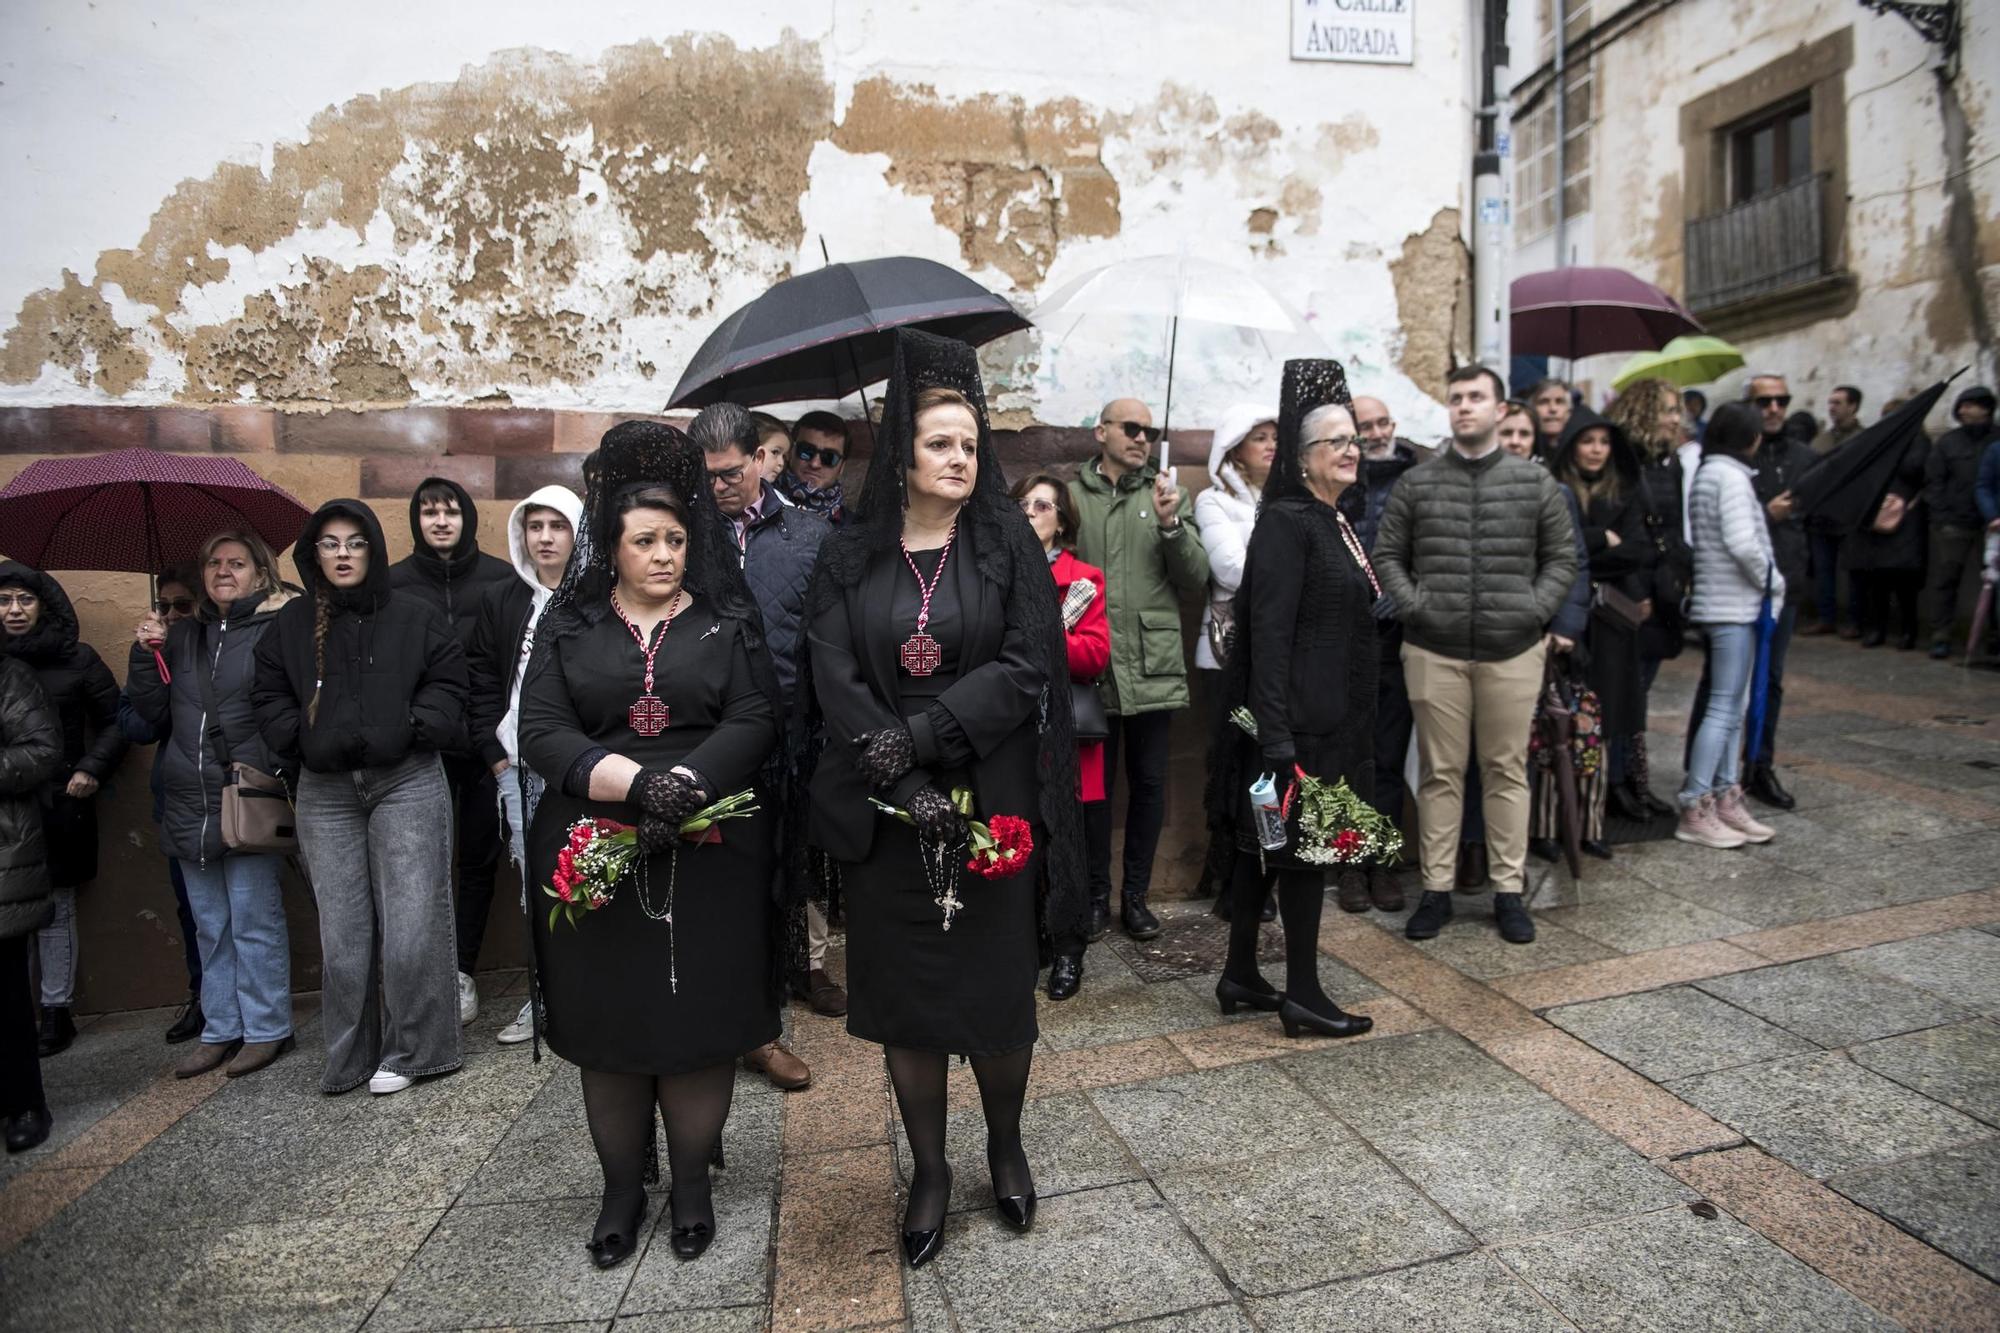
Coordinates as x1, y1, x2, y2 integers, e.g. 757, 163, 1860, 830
0, 448, 313, 574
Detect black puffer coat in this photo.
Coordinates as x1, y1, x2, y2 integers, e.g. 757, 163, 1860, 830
0, 563, 128, 887
252, 500, 468, 775
1373, 447, 1579, 663
740, 498, 831, 707
1551, 411, 1658, 738
0, 657, 61, 940
388, 476, 514, 647
127, 584, 294, 865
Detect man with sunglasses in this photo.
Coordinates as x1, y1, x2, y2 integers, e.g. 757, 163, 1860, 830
776, 410, 850, 525
1069, 398, 1209, 941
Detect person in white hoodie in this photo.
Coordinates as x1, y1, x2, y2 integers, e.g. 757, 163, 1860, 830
1677, 403, 1780, 851
1192, 404, 1277, 914
465, 483, 583, 1044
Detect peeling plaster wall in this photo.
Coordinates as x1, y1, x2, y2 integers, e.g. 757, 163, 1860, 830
1, 0, 1475, 435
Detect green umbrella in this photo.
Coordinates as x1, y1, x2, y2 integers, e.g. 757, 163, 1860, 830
1611, 335, 1744, 390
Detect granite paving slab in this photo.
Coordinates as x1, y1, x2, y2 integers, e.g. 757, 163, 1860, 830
1279, 1029, 1549, 1129
615, 1310, 763, 1332
1539, 891, 1760, 953
1829, 1137, 2000, 1285
1547, 985, 1816, 1083
1248, 1252, 1576, 1332
617, 1178, 777, 1316
1696, 955, 1974, 1048
1842, 928, 2000, 1012
1846, 1019, 2000, 1127
1154, 1142, 1475, 1296
1666, 1050, 1992, 1179
1498, 1204, 1898, 1332
1088, 1061, 1349, 1176
1033, 970, 1225, 1052
891, 1089, 1142, 1211
1404, 912, 1622, 979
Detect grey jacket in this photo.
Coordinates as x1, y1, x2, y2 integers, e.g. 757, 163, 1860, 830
0, 657, 61, 940
1373, 446, 1579, 663
1687, 455, 1783, 624
738, 493, 831, 708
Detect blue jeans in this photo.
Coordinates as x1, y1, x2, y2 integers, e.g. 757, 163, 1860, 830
176, 853, 293, 1044
1681, 623, 1755, 805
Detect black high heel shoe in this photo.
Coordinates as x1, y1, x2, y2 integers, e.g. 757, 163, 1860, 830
989, 1148, 1037, 1233
1215, 976, 1283, 1015
1279, 996, 1374, 1040
585, 1190, 647, 1270
902, 1166, 952, 1269
668, 1189, 716, 1261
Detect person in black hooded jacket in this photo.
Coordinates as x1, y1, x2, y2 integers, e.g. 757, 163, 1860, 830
389, 477, 512, 1027
252, 499, 469, 1097
0, 562, 128, 1058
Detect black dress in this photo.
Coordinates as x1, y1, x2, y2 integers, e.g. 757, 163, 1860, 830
520, 597, 780, 1074
807, 528, 1045, 1057
1229, 497, 1377, 868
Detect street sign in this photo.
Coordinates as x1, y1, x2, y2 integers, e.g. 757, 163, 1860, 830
1291, 0, 1415, 66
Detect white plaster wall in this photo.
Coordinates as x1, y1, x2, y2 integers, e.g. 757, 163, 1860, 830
0, 0, 1476, 438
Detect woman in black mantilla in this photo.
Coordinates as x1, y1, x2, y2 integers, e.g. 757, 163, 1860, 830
520, 423, 783, 1268
801, 328, 1087, 1269
1205, 359, 1379, 1041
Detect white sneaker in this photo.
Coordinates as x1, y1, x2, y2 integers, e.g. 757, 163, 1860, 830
1713, 785, 1776, 844
368, 1067, 412, 1095
1674, 794, 1747, 850
497, 1000, 535, 1046
456, 971, 478, 1026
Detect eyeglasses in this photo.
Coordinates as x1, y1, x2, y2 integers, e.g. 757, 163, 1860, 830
1105, 419, 1162, 445
155, 597, 196, 615
793, 443, 843, 468
706, 464, 747, 487
0, 593, 39, 612
315, 537, 371, 555
1753, 394, 1792, 409
1304, 435, 1361, 455
1017, 497, 1057, 516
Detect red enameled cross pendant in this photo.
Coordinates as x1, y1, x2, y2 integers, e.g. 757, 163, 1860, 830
629, 694, 671, 737
900, 631, 942, 677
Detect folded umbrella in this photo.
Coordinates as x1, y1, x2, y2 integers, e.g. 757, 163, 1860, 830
667, 257, 1028, 409
1744, 564, 1778, 760
1539, 657, 1584, 880
1789, 375, 1956, 534
1610, 335, 1744, 391
1511, 267, 1702, 360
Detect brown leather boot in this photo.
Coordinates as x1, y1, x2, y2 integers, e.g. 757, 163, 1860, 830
1366, 865, 1405, 912
743, 1041, 811, 1091
791, 968, 848, 1017
175, 1039, 241, 1080
226, 1035, 295, 1078
1335, 869, 1371, 913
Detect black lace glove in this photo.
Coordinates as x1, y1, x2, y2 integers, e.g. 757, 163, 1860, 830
628, 768, 707, 826
855, 725, 917, 788
905, 785, 967, 846
637, 814, 680, 855
1370, 592, 1398, 622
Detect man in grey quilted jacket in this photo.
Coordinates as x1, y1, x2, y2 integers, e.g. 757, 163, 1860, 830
1374, 365, 1579, 945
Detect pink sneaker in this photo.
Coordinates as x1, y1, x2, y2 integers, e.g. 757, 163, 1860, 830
1713, 785, 1775, 843
1675, 794, 1747, 850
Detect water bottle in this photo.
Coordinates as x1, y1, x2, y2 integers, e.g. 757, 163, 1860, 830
1248, 771, 1287, 852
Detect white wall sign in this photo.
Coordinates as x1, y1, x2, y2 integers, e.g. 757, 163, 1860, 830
1291, 0, 1415, 66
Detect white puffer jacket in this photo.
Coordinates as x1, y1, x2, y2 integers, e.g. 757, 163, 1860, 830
1192, 403, 1276, 669
1687, 454, 1784, 624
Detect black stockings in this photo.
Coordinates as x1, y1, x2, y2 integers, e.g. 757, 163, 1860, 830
580, 1062, 736, 1243
885, 1044, 1034, 1233
1222, 855, 1335, 1016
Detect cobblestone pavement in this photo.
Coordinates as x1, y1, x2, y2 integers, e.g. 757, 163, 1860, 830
4, 637, 1998, 1331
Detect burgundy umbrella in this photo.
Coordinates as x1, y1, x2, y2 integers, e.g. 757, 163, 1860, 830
0, 448, 312, 573
1511, 267, 1702, 359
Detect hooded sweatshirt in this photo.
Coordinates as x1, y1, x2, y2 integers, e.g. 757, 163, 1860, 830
388, 476, 514, 650
470, 485, 585, 768
1549, 408, 1656, 602
0, 562, 127, 785
251, 499, 468, 774
1192, 403, 1275, 670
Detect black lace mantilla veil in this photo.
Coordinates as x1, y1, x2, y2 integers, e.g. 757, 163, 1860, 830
1202, 358, 1352, 831
795, 328, 1090, 944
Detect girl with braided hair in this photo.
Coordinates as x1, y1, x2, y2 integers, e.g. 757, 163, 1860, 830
251, 500, 468, 1098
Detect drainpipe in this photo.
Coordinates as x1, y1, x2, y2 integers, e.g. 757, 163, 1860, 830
1473, 0, 1512, 370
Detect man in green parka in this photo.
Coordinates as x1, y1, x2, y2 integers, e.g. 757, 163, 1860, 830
1069, 398, 1210, 941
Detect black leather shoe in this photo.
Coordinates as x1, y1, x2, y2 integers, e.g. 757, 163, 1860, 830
1582, 839, 1613, 861
1215, 975, 1283, 1015
1211, 892, 1231, 921
1606, 783, 1649, 822
1745, 764, 1796, 811
995, 1192, 1037, 1232
1930, 641, 1953, 659
1454, 842, 1489, 893
4, 1107, 51, 1154
1494, 893, 1537, 944
1121, 897, 1161, 940
1527, 837, 1560, 863
1086, 903, 1111, 943
669, 1220, 714, 1260
902, 1224, 944, 1269
1259, 893, 1277, 922
36, 1006, 74, 1058
585, 1191, 647, 1270
1897, 633, 1917, 651
1046, 954, 1082, 1001
1405, 890, 1453, 940
1639, 788, 1677, 817
1861, 629, 1886, 648
164, 993, 203, 1044
1278, 996, 1373, 1039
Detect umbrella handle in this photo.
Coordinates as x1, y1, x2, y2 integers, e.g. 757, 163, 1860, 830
152, 646, 171, 685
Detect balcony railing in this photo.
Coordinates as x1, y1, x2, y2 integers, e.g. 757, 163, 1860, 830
1685, 173, 1828, 311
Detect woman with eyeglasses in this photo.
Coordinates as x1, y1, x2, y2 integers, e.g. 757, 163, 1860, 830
1205, 360, 1377, 1041
128, 531, 302, 1079
0, 561, 130, 1060
252, 500, 469, 1097
1007, 472, 1109, 1001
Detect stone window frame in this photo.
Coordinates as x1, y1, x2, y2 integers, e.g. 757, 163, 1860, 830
1679, 26, 1858, 336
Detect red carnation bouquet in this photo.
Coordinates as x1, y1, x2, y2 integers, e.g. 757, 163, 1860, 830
544, 790, 759, 930
869, 785, 1034, 878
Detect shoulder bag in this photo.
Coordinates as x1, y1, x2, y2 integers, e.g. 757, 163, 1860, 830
194, 633, 298, 853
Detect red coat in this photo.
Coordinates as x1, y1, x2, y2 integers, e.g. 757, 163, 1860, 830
1052, 548, 1111, 802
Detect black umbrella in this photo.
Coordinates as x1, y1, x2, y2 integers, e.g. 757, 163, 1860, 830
1791, 374, 1959, 533
667, 257, 1029, 409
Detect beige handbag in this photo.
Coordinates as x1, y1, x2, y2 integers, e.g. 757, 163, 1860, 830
195, 642, 298, 853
